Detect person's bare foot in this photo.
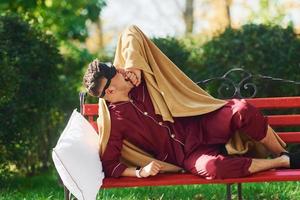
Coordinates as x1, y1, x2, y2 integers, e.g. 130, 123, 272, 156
279, 154, 290, 168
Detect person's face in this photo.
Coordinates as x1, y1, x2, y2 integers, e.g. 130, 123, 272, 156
99, 68, 134, 99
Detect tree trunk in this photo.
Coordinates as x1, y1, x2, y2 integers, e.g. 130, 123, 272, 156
225, 0, 231, 28
97, 18, 104, 49
184, 0, 194, 34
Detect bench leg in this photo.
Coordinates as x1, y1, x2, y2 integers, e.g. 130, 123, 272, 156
63, 185, 71, 200
237, 183, 243, 200
63, 186, 79, 200
72, 195, 78, 200
226, 184, 232, 200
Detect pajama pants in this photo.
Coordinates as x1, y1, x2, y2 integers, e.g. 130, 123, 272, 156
183, 98, 269, 179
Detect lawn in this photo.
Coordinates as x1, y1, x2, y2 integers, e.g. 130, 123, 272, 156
1, 169, 300, 200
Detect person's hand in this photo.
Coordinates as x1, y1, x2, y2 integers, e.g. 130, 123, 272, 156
125, 68, 142, 87
116, 67, 134, 85
139, 161, 162, 178
116, 67, 126, 74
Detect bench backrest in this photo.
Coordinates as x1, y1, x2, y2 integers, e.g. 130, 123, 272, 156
82, 96, 300, 143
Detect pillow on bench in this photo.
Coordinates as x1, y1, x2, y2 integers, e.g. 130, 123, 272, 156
52, 109, 104, 200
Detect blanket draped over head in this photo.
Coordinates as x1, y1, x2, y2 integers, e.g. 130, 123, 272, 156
97, 25, 286, 172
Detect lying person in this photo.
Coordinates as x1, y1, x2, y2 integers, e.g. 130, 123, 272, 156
82, 59, 300, 180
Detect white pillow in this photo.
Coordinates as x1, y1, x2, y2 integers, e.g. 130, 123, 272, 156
52, 109, 104, 200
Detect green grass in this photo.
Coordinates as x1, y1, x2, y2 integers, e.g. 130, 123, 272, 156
1, 169, 300, 200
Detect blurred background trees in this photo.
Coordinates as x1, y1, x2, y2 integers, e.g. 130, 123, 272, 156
0, 0, 299, 180
0, 0, 106, 41
0, 0, 107, 179
0, 13, 62, 177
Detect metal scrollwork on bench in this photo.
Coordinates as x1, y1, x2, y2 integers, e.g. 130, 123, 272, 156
196, 68, 300, 99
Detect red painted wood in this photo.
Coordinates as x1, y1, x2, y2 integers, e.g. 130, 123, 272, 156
86, 128, 300, 143
83, 96, 300, 116
86, 127, 300, 143
277, 132, 300, 143
90, 121, 98, 132
88, 116, 93, 123
243, 96, 300, 109
267, 115, 300, 126
101, 169, 300, 188
83, 104, 98, 116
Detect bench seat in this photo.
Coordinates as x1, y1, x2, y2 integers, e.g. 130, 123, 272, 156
102, 169, 300, 188
76, 96, 300, 200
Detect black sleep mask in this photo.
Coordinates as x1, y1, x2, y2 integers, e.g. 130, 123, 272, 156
98, 63, 117, 98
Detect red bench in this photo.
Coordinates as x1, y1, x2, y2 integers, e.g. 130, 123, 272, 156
62, 96, 300, 200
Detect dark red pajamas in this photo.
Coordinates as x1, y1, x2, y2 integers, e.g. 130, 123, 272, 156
101, 77, 268, 179
182, 98, 268, 179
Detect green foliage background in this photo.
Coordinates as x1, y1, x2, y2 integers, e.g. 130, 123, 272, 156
0, 0, 106, 41
0, 14, 62, 177
0, 0, 107, 179
197, 24, 300, 98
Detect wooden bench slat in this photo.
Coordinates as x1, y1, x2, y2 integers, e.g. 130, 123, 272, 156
87, 112, 300, 127
83, 104, 98, 115
89, 124, 300, 143
89, 120, 300, 143
244, 97, 300, 109
88, 127, 300, 144
267, 115, 300, 126
101, 169, 300, 188
90, 121, 98, 132
83, 97, 300, 116
277, 132, 300, 143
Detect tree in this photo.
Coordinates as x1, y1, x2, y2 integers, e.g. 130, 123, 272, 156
197, 24, 300, 98
0, 13, 62, 176
0, 1, 107, 177
184, 0, 194, 34
0, 0, 106, 41
225, 0, 232, 27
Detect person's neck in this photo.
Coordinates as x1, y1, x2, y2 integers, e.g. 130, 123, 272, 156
110, 93, 131, 103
